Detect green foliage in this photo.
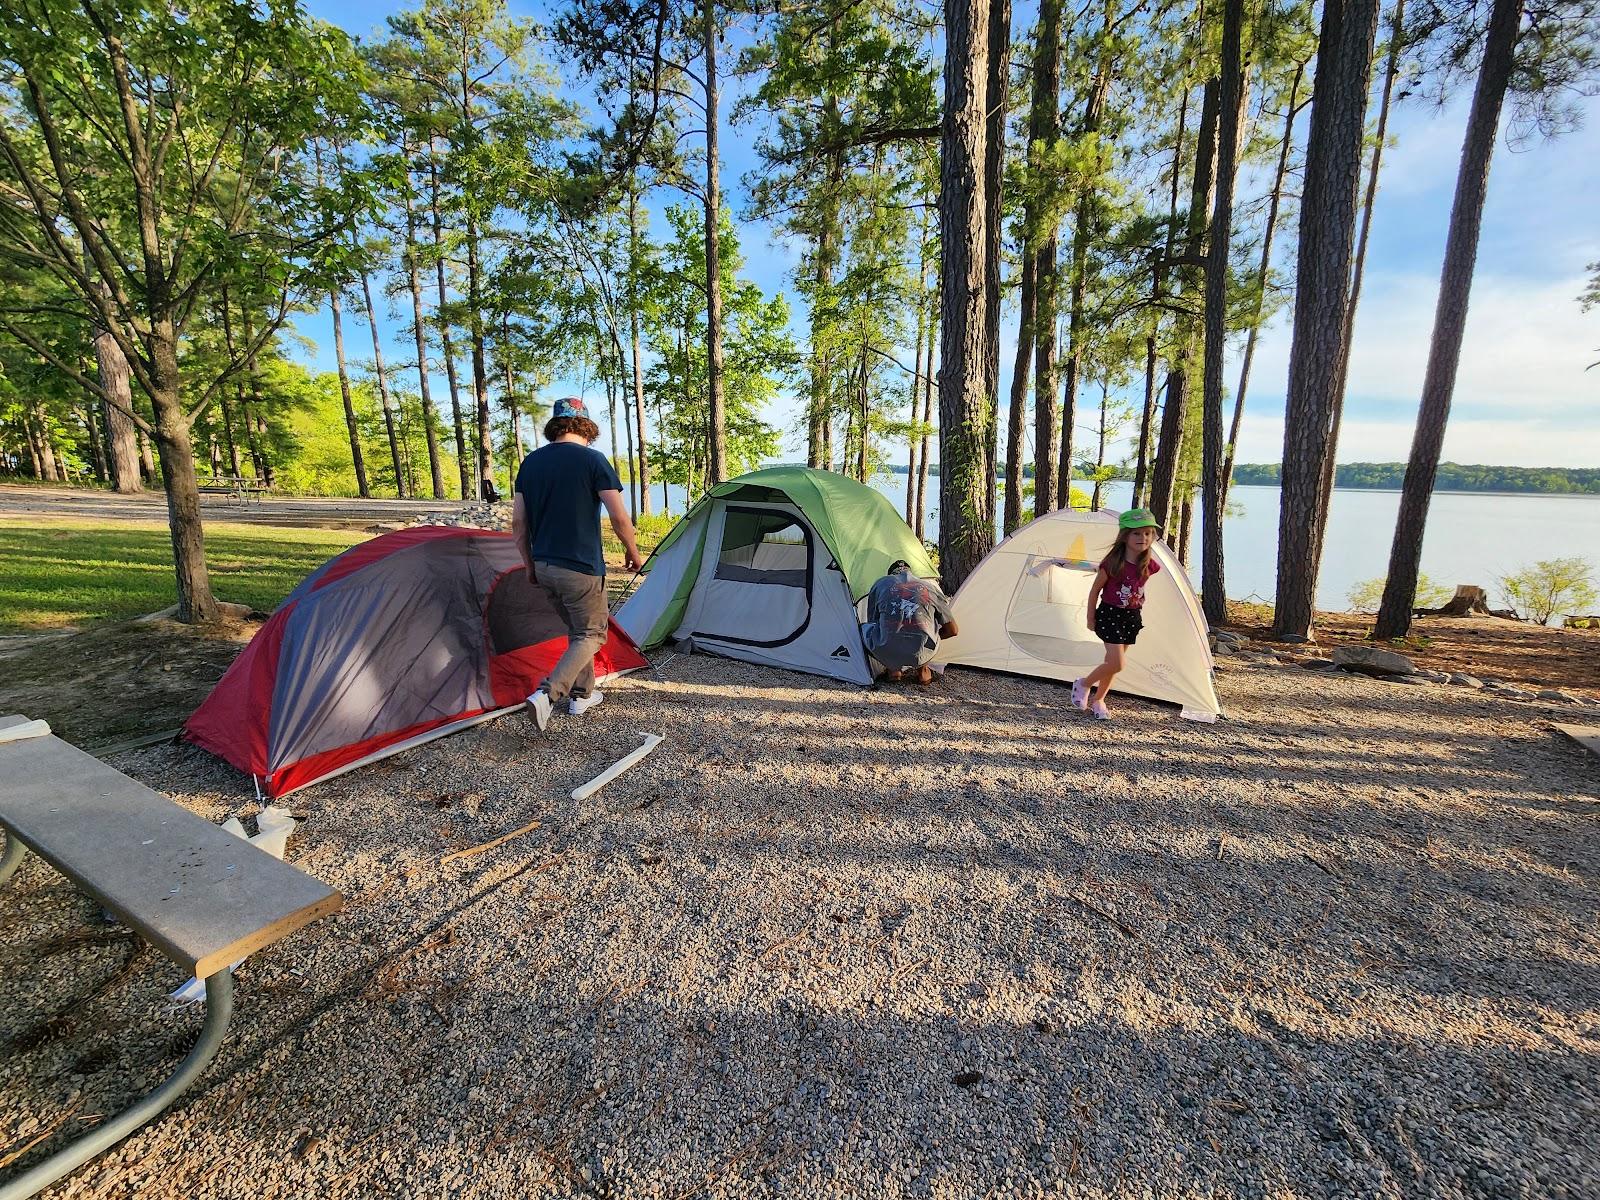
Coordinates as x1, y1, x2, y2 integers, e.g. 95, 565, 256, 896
1232, 462, 1600, 494
638, 205, 786, 502
1346, 574, 1452, 613
1497, 557, 1598, 624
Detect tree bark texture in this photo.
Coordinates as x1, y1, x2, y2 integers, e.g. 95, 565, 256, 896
1004, 255, 1035, 534
1272, 0, 1381, 639
361, 270, 407, 497
1201, 0, 1247, 624
429, 150, 470, 499
403, 149, 447, 500
629, 187, 652, 514
1315, 0, 1405, 557
704, 0, 729, 485
982, 0, 1011, 521
329, 286, 370, 498
1374, 0, 1521, 639
94, 304, 141, 494
915, 290, 938, 540
937, 0, 995, 592
1149, 80, 1218, 530
1029, 0, 1064, 517
1223, 59, 1305, 510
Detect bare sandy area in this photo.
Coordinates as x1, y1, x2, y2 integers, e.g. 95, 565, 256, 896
2, 652, 1597, 1199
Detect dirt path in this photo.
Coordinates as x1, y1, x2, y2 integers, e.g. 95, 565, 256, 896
1, 653, 1596, 1199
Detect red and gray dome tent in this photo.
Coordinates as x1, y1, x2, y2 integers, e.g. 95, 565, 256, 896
185, 526, 647, 797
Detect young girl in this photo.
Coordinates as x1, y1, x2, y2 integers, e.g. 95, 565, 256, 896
1074, 509, 1162, 720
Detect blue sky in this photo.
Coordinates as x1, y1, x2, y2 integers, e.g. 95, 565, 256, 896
297, 0, 1600, 471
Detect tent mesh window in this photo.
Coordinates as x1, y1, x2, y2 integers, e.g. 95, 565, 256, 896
713, 510, 810, 587
486, 569, 571, 652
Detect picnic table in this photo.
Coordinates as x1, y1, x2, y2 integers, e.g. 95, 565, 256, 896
0, 715, 340, 1199
197, 475, 271, 505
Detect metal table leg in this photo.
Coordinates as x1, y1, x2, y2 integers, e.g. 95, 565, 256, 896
0, 969, 235, 1200
0, 831, 25, 886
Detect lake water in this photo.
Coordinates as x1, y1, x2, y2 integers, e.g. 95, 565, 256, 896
631, 476, 1600, 613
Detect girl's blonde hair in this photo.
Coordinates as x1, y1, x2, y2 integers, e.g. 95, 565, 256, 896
1101, 526, 1159, 582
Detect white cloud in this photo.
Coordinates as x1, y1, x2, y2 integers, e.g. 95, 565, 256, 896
1235, 270, 1600, 465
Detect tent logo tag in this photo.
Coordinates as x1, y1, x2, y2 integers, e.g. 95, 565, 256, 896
829, 645, 852, 659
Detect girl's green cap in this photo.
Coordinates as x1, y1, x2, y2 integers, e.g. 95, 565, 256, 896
1118, 508, 1160, 530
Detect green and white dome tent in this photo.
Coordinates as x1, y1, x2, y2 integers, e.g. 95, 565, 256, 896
615, 466, 936, 685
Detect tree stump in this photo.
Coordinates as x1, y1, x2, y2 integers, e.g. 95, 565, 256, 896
1427, 585, 1492, 617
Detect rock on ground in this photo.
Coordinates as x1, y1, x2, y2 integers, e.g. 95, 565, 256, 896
2, 657, 1597, 1199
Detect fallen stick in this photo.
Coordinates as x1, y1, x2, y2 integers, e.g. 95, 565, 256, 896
572, 733, 664, 801
439, 819, 542, 867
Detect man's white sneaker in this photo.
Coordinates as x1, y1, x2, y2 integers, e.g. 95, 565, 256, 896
525, 689, 552, 731
1071, 678, 1090, 710
568, 691, 604, 716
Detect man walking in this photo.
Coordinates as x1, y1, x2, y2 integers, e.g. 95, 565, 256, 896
512, 397, 643, 730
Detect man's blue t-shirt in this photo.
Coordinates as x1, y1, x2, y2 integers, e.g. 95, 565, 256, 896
513, 442, 623, 577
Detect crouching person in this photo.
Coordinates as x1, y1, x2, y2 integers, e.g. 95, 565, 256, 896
513, 397, 643, 730
861, 559, 958, 685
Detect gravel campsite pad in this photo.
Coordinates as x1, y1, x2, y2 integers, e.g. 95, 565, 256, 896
2, 655, 1597, 1199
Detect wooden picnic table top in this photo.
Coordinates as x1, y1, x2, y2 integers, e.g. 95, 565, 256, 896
0, 715, 340, 979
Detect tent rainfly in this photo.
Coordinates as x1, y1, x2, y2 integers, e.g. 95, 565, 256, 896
933, 508, 1222, 720
185, 526, 648, 796
615, 466, 936, 685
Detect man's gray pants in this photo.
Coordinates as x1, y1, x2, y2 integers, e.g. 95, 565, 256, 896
533, 560, 609, 703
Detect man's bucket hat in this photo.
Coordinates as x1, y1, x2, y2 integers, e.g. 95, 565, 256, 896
552, 396, 588, 420
1118, 507, 1161, 531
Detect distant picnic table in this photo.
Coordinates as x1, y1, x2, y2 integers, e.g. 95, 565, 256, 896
197, 475, 271, 505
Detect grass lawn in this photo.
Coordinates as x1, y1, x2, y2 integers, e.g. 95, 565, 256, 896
0, 519, 369, 632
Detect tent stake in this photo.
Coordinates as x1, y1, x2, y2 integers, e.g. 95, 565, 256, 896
572, 734, 664, 802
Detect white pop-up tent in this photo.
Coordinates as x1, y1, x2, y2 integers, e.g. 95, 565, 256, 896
933, 508, 1221, 720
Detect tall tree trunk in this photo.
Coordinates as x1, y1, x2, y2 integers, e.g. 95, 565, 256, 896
23, 412, 43, 478
429, 147, 470, 500
907, 213, 931, 525
34, 405, 59, 481
1004, 255, 1035, 534
1201, 0, 1247, 625
148, 328, 219, 623
1092, 382, 1110, 510
220, 387, 243, 478
465, 214, 492, 500
1272, 0, 1382, 639
937, 0, 995, 592
240, 305, 273, 486
1133, 322, 1158, 506
703, 0, 729, 484
137, 425, 156, 484
1055, 0, 1119, 511
316, 142, 367, 497
94, 294, 141, 494
329, 286, 369, 498
982, 0, 1011, 522
361, 270, 407, 497
1029, 0, 1064, 517
1223, 59, 1306, 510
1314, 0, 1406, 556
1149, 80, 1218, 529
916, 287, 938, 539
628, 185, 652, 515
402, 143, 447, 500
1374, 0, 1520, 639
83, 396, 106, 482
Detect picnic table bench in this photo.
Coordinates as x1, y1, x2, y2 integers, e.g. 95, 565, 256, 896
0, 715, 341, 1200
197, 475, 270, 505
